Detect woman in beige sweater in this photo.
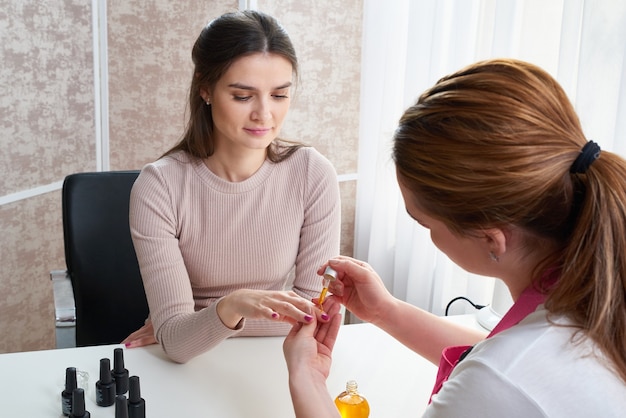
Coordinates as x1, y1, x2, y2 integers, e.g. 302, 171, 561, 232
122, 10, 340, 364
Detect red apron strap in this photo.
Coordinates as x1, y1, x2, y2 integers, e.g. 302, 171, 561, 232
487, 283, 546, 337
430, 345, 472, 399
429, 282, 548, 401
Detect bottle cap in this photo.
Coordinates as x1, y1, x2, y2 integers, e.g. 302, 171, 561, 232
71, 388, 88, 417
64, 367, 78, 393
129, 376, 140, 401
324, 266, 338, 282
112, 348, 130, 394
346, 379, 358, 391
113, 348, 126, 372
99, 358, 113, 384
115, 395, 129, 418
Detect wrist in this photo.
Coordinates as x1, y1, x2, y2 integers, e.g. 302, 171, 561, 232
216, 292, 244, 329
370, 296, 398, 328
288, 370, 338, 418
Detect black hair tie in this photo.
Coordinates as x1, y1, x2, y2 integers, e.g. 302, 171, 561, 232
570, 140, 601, 174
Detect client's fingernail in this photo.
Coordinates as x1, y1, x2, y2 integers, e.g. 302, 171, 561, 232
321, 313, 329, 320
124, 342, 132, 348
271, 312, 279, 319
304, 315, 313, 322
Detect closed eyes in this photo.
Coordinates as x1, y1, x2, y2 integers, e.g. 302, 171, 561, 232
233, 93, 289, 101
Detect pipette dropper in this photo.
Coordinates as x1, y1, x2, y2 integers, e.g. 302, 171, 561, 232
318, 266, 337, 311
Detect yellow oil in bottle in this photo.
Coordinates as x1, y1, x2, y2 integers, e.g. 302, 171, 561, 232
334, 380, 370, 418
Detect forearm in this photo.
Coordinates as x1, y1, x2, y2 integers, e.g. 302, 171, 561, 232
156, 303, 242, 363
288, 371, 340, 418
374, 299, 487, 364
158, 299, 302, 362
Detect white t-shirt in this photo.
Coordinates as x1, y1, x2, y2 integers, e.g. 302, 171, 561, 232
424, 309, 626, 417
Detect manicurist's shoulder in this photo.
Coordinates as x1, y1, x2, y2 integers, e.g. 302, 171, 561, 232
438, 309, 626, 417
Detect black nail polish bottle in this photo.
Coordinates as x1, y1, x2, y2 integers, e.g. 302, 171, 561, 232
96, 358, 116, 406
112, 347, 129, 395
69, 388, 90, 418
62, 367, 77, 416
128, 375, 146, 418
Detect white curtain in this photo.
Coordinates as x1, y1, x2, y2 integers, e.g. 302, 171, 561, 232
355, 0, 626, 316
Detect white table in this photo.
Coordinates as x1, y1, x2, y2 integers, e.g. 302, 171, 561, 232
0, 321, 457, 417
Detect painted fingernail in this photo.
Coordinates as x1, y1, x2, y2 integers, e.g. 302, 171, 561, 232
321, 313, 329, 320
271, 312, 279, 319
124, 342, 132, 348
304, 315, 313, 322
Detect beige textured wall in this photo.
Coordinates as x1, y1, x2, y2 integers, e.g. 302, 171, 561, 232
107, 0, 238, 168
0, 0, 362, 353
0, 1, 96, 353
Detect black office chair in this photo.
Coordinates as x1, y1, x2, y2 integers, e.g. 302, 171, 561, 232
51, 171, 149, 347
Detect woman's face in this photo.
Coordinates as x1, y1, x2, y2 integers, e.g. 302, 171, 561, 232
397, 176, 491, 276
208, 52, 293, 154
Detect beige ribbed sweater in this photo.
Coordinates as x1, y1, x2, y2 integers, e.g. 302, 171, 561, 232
130, 148, 341, 363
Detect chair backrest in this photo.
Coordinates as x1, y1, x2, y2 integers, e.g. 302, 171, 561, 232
62, 171, 149, 346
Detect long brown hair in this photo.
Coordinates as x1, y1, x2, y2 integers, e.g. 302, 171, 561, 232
393, 58, 626, 382
164, 10, 304, 161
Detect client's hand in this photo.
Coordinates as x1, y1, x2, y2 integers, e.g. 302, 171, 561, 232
283, 296, 342, 380
217, 289, 329, 329
121, 320, 157, 348
283, 296, 343, 418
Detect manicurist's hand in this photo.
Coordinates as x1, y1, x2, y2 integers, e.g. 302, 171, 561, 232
283, 297, 342, 418
122, 320, 157, 348
320, 256, 396, 326
217, 289, 328, 329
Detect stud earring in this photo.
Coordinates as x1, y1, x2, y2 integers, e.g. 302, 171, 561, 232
489, 251, 499, 262
205, 100, 211, 106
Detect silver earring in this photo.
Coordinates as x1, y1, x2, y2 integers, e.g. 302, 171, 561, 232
489, 251, 499, 262
205, 100, 210, 106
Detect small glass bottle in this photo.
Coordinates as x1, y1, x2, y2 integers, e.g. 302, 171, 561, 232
334, 380, 370, 418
